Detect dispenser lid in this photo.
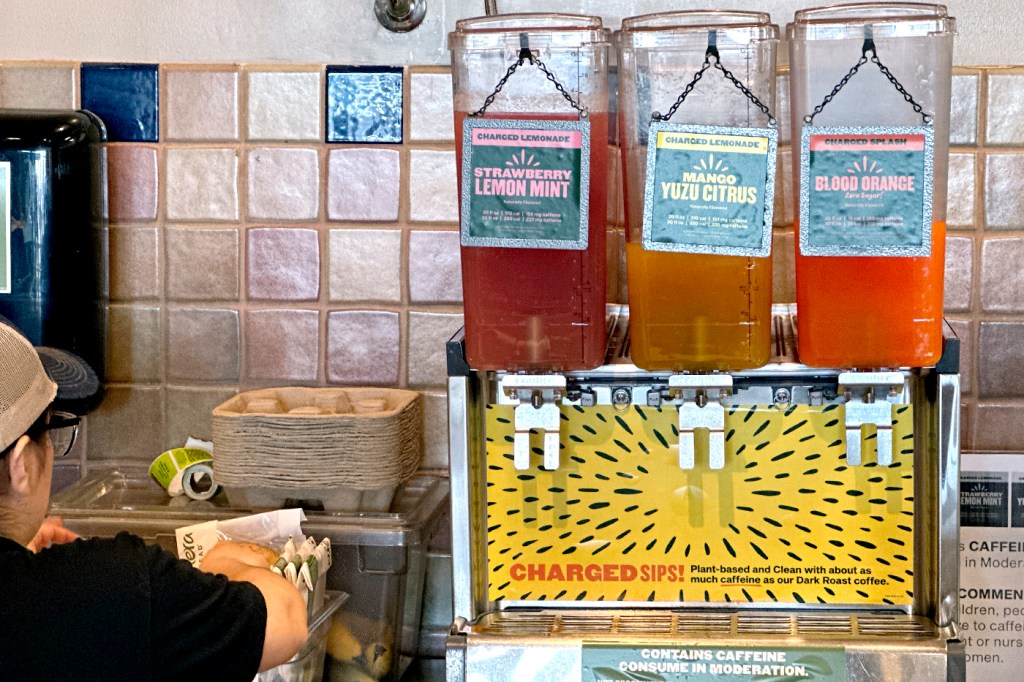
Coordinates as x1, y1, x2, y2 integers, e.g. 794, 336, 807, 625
619, 11, 778, 48
789, 2, 956, 39
449, 13, 608, 50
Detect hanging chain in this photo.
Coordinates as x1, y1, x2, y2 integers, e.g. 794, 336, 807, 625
713, 56, 777, 126
470, 38, 587, 117
653, 42, 777, 127
871, 50, 931, 124
804, 37, 932, 125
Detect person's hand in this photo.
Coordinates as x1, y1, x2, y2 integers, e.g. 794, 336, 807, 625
199, 540, 277, 572
27, 516, 80, 552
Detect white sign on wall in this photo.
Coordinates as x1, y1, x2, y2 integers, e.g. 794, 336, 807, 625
960, 453, 1024, 680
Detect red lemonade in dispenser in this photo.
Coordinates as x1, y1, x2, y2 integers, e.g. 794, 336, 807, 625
449, 15, 610, 371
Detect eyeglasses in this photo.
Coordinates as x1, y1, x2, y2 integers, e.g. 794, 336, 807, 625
43, 411, 80, 458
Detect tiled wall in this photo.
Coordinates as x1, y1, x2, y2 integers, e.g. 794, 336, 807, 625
0, 61, 1020, 481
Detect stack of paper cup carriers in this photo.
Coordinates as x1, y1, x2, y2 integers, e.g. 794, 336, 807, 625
211, 387, 423, 511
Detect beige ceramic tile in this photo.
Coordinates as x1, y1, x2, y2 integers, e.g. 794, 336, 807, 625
108, 145, 159, 223
971, 403, 1024, 451
409, 150, 458, 223
51, 463, 84, 494
980, 238, 1024, 313
984, 153, 1024, 229
328, 229, 401, 302
772, 230, 795, 304
778, 149, 795, 226
327, 149, 400, 222
165, 386, 238, 447
246, 70, 321, 141
408, 230, 461, 303
166, 148, 239, 221
776, 72, 791, 146
165, 68, 239, 141
109, 226, 160, 301
986, 73, 1024, 145
325, 310, 400, 385
166, 227, 239, 301
407, 311, 464, 387
950, 74, 979, 146
166, 307, 240, 382
943, 235, 973, 313
246, 147, 320, 220
106, 304, 161, 383
606, 228, 624, 305
410, 72, 455, 142
946, 153, 975, 229
245, 309, 319, 382
0, 65, 75, 108
959, 402, 974, 451
420, 391, 449, 470
85, 386, 164, 460
246, 227, 321, 301
977, 322, 1024, 399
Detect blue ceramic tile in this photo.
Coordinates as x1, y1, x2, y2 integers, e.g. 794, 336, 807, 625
326, 66, 403, 144
81, 63, 159, 142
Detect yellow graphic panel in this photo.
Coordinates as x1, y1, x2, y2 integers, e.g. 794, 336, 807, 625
485, 403, 914, 605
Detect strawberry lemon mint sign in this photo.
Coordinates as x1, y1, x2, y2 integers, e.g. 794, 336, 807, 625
799, 126, 933, 257
460, 118, 589, 250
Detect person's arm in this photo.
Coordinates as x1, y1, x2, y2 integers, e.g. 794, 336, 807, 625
199, 540, 308, 671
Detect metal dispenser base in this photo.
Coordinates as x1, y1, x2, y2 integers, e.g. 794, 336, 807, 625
446, 305, 964, 682
447, 610, 963, 681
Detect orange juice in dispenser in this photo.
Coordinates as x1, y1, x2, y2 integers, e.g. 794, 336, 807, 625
789, 4, 955, 368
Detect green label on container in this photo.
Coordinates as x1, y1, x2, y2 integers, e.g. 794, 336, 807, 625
582, 644, 847, 681
799, 126, 933, 257
0, 162, 10, 294
643, 123, 776, 257
460, 117, 589, 250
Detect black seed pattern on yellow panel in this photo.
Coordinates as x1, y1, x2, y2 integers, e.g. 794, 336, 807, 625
484, 404, 915, 604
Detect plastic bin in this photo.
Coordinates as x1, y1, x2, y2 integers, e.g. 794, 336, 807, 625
259, 591, 346, 682
51, 470, 449, 682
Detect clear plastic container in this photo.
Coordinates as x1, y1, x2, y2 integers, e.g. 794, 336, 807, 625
51, 470, 449, 682
617, 12, 779, 370
258, 591, 346, 682
448, 14, 610, 371
788, 3, 956, 368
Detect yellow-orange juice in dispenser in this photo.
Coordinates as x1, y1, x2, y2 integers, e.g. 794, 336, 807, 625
618, 12, 779, 371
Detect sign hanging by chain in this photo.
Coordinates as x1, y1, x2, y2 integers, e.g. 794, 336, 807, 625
798, 33, 935, 257
459, 34, 591, 250
641, 33, 778, 256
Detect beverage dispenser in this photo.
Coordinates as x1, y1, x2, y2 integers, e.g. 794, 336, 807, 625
789, 4, 955, 368
448, 14, 610, 371
446, 8, 963, 679
618, 12, 778, 371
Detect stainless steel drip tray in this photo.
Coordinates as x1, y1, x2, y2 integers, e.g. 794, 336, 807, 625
448, 609, 964, 682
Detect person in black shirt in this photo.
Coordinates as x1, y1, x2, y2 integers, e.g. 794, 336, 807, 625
0, 320, 307, 681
